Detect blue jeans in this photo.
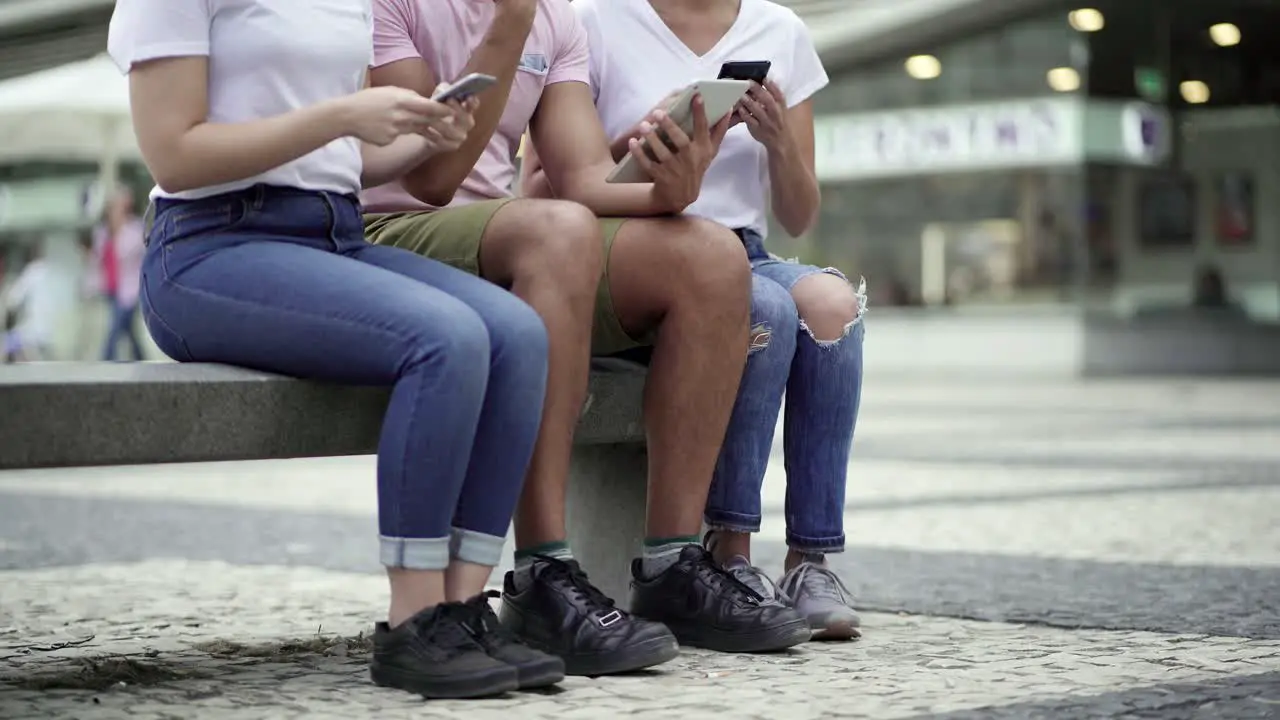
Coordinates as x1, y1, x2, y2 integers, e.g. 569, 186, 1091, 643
704, 228, 866, 553
142, 185, 548, 570
102, 298, 145, 361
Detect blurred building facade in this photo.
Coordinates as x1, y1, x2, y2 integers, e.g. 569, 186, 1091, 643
1, 0, 1278, 368
798, 0, 1279, 320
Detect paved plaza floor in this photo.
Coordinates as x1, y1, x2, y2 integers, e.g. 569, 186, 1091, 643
1, 377, 1278, 718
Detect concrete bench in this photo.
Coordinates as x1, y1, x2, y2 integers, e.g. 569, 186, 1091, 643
0, 360, 650, 602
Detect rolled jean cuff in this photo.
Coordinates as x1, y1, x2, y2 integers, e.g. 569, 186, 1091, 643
449, 527, 506, 566
380, 535, 449, 570
703, 509, 761, 534
787, 532, 846, 554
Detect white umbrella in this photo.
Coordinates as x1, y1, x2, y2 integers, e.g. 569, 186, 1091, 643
0, 52, 139, 196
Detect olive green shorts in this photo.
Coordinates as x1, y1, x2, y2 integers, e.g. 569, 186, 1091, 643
364, 199, 639, 355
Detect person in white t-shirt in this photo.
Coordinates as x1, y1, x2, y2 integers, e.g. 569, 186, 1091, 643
529, 0, 868, 640
108, 0, 565, 697
3, 245, 55, 362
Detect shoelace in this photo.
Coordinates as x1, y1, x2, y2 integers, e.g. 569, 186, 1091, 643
534, 554, 621, 613
462, 591, 526, 646
414, 602, 484, 655
691, 548, 766, 604
726, 563, 790, 605
779, 562, 855, 605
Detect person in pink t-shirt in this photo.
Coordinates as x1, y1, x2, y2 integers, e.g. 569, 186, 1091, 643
95, 186, 148, 361
363, 0, 806, 678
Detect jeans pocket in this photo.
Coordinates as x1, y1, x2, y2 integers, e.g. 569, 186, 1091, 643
158, 199, 250, 280
158, 198, 248, 244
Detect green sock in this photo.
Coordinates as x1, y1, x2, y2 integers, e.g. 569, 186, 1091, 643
512, 541, 572, 591
640, 535, 700, 577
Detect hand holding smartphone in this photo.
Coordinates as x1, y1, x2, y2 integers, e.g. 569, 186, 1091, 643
718, 60, 771, 84
432, 72, 498, 102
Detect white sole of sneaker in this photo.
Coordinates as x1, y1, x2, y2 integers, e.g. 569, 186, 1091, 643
811, 619, 862, 641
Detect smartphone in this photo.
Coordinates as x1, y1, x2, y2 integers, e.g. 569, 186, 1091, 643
432, 72, 497, 102
718, 60, 771, 83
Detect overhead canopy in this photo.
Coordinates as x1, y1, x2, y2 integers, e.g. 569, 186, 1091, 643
0, 52, 137, 163
810, 0, 1058, 71
0, 0, 113, 31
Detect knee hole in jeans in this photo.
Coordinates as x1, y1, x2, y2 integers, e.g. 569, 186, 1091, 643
793, 271, 868, 345
748, 323, 771, 355
748, 274, 798, 356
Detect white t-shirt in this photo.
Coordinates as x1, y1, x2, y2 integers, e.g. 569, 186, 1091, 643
5, 259, 58, 346
575, 0, 828, 237
107, 0, 374, 199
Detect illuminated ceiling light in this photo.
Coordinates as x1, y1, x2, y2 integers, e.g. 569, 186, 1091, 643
1046, 67, 1081, 92
905, 54, 941, 79
1209, 22, 1241, 46
1180, 80, 1210, 104
1068, 8, 1104, 32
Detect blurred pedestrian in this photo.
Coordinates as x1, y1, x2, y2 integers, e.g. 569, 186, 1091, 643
95, 185, 147, 361
1192, 264, 1231, 309
2, 244, 54, 362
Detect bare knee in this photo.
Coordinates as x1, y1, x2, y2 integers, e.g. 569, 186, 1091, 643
791, 272, 862, 342
665, 217, 751, 308
486, 200, 603, 298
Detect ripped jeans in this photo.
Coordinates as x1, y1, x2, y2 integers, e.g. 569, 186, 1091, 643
704, 227, 866, 554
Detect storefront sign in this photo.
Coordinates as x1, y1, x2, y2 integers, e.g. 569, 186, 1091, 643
1120, 102, 1171, 164
815, 98, 1170, 181
815, 99, 1082, 180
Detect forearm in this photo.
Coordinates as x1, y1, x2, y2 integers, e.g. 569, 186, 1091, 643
557, 163, 671, 217
152, 99, 349, 194
767, 135, 820, 237
403, 23, 530, 203
361, 134, 442, 189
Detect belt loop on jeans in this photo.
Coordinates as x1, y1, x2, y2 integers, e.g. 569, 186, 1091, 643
142, 200, 157, 244
319, 191, 341, 248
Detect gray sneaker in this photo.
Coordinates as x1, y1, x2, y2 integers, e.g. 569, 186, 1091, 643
778, 561, 861, 640
722, 556, 790, 606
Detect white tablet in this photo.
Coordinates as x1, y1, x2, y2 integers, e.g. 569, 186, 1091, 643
606, 79, 751, 184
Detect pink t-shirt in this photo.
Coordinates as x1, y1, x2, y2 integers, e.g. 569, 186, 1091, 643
362, 0, 590, 212
92, 217, 146, 307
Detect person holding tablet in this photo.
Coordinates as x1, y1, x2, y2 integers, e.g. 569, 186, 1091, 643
108, 0, 563, 698
364, 0, 810, 677
535, 0, 868, 640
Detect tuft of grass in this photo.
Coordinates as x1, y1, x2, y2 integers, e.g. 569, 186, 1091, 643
12, 658, 202, 691
194, 630, 373, 660
5, 629, 372, 693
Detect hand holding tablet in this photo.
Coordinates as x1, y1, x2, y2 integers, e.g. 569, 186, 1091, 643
606, 79, 751, 184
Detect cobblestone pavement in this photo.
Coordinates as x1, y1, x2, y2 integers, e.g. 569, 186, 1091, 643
2, 377, 1279, 718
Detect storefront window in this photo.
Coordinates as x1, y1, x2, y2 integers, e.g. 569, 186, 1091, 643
814, 11, 1082, 116
1087, 0, 1280, 108
813, 169, 1084, 308
803, 0, 1278, 313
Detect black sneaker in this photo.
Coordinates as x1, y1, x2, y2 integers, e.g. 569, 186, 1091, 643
629, 544, 811, 653
462, 591, 565, 689
370, 603, 519, 698
498, 555, 680, 676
